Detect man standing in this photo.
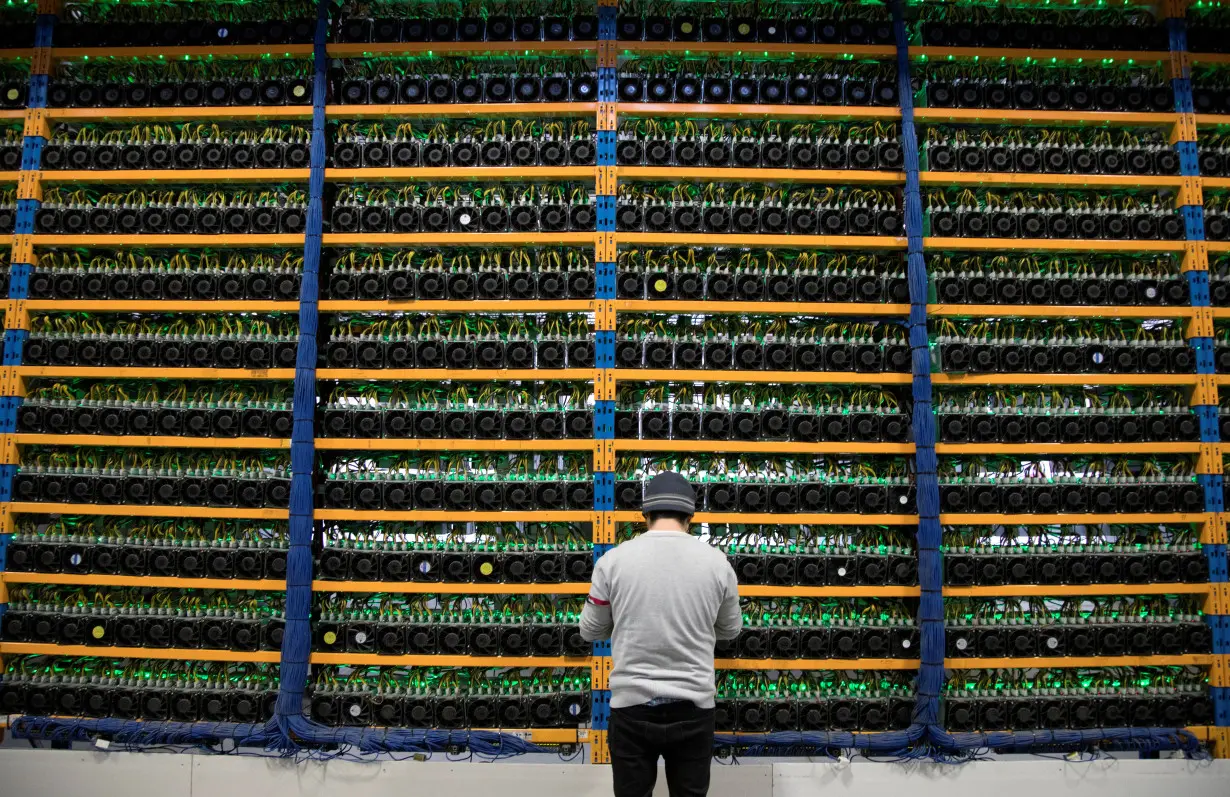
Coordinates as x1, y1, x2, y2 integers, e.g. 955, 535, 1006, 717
580, 472, 742, 797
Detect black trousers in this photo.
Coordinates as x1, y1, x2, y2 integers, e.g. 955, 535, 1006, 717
609, 702, 715, 797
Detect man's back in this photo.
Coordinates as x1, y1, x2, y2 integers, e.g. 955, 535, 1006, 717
580, 530, 741, 709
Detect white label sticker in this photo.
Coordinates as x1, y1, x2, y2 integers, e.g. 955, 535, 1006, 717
956, 638, 968, 651
354, 631, 368, 644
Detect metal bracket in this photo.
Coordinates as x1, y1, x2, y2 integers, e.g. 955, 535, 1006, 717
1187, 306, 1215, 339
595, 231, 616, 262
597, 102, 617, 131
592, 511, 615, 544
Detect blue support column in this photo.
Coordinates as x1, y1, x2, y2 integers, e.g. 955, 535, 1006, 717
891, 0, 941, 737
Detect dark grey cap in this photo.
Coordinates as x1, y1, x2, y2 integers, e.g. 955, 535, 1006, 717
642, 471, 696, 516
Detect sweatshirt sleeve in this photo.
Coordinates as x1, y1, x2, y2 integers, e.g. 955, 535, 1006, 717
714, 559, 743, 641
579, 556, 614, 642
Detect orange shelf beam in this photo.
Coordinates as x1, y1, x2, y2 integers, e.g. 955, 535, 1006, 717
313, 581, 590, 594
936, 512, 1208, 525
0, 643, 280, 663
945, 583, 1212, 598
622, 369, 913, 385
23, 300, 299, 313
326, 103, 596, 119
315, 509, 594, 522
616, 300, 909, 316
13, 434, 290, 450
619, 103, 902, 120
310, 653, 589, 666
326, 167, 594, 182
946, 654, 1214, 669
0, 171, 20, 183
314, 438, 595, 452
716, 658, 917, 670
320, 232, 595, 246
612, 511, 919, 525
1, 573, 284, 590
8, 502, 289, 520
619, 232, 905, 248
319, 300, 595, 313
315, 368, 592, 382
44, 107, 314, 122
39, 169, 310, 185
619, 167, 905, 184
16, 366, 294, 380
929, 303, 1195, 319
31, 234, 304, 247
616, 440, 915, 455
935, 443, 1203, 455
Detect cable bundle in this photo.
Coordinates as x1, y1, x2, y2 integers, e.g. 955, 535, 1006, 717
614, 383, 911, 443
325, 248, 593, 300
331, 56, 597, 105
316, 520, 593, 582
618, 250, 908, 302
4, 516, 290, 579
329, 184, 595, 233
18, 380, 296, 438
319, 382, 593, 440
614, 315, 911, 373
936, 455, 1204, 515
12, 448, 293, 509
42, 123, 312, 171
0, 188, 16, 235
1203, 193, 1230, 241
933, 318, 1193, 375
618, 57, 898, 106
616, 184, 903, 236
942, 667, 1212, 733
331, 120, 595, 168
914, 2, 1164, 51
309, 666, 592, 730
923, 126, 1178, 176
322, 313, 594, 370
925, 189, 1181, 240
614, 454, 916, 514
941, 523, 1208, 587
2, 585, 286, 652
24, 313, 300, 369
318, 452, 594, 511
48, 59, 314, 109
30, 250, 303, 301
311, 593, 590, 657
0, 656, 280, 723
929, 253, 1188, 306
1, 126, 22, 170
943, 595, 1212, 658
333, 0, 596, 43
617, 119, 903, 170
919, 64, 1174, 113
35, 187, 310, 235
935, 387, 1200, 444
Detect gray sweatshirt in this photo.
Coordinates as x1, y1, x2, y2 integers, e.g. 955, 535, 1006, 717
579, 530, 743, 709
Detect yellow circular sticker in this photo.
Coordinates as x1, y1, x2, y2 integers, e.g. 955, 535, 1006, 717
479, 562, 494, 576
91, 625, 106, 639
323, 631, 338, 645
680, 22, 693, 34
654, 279, 668, 293
737, 23, 751, 35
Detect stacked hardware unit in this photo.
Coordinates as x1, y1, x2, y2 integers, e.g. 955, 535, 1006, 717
2, 0, 1228, 766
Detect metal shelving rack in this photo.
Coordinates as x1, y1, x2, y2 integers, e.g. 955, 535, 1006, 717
0, 0, 1225, 763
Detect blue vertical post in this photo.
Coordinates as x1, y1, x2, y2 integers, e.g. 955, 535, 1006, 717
274, 0, 328, 737
590, 0, 617, 743
891, 0, 941, 734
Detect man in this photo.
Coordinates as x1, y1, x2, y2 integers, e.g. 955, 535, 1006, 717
580, 471, 742, 797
